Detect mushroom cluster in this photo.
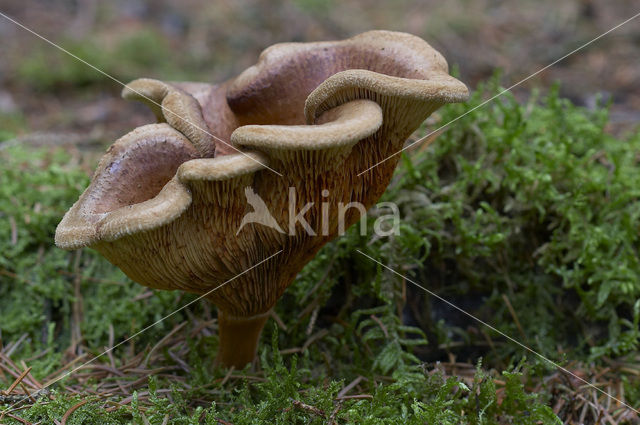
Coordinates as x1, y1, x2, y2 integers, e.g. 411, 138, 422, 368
56, 30, 468, 368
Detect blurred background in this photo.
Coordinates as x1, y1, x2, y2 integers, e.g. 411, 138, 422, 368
0, 0, 638, 150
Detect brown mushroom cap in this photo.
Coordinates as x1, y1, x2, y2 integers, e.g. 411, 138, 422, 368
56, 30, 469, 368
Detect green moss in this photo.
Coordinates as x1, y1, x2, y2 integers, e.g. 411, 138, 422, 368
376, 79, 640, 364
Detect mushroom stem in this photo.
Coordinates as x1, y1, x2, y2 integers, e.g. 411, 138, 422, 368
215, 310, 270, 368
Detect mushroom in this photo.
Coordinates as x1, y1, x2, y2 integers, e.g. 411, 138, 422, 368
56, 30, 468, 368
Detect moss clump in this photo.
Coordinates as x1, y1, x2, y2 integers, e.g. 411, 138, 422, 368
374, 80, 640, 365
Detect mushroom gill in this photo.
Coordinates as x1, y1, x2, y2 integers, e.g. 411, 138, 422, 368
56, 30, 469, 368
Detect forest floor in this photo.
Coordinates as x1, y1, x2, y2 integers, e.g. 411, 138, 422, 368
1, 1, 639, 424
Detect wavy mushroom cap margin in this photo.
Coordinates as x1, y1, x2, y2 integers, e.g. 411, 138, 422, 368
55, 30, 469, 368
